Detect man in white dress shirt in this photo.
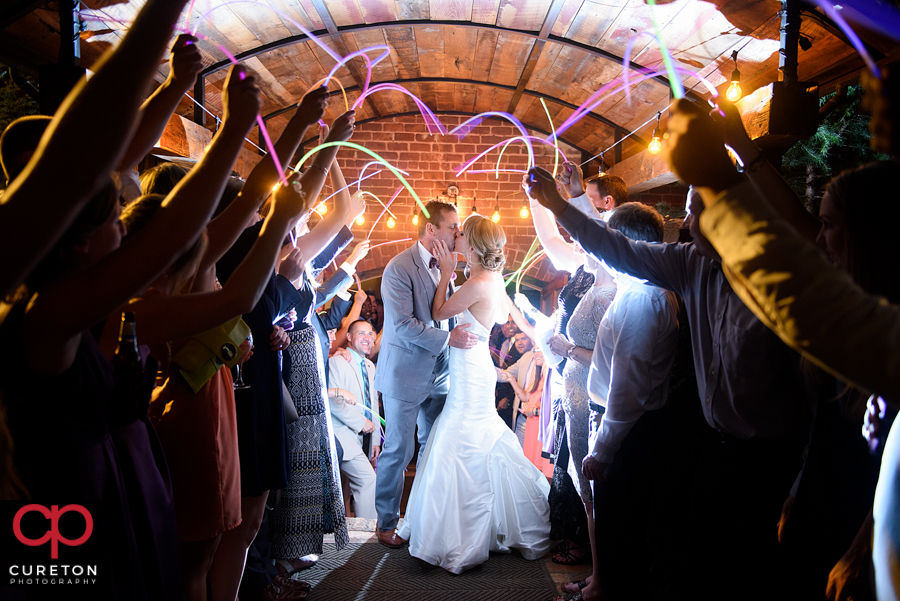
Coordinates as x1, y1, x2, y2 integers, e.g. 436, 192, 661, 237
582, 202, 679, 601
329, 319, 381, 519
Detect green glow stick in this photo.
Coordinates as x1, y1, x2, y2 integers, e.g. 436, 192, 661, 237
646, 0, 684, 98
515, 250, 546, 294
504, 237, 541, 286
295, 142, 430, 218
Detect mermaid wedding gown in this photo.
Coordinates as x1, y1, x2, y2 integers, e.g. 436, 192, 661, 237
397, 307, 552, 574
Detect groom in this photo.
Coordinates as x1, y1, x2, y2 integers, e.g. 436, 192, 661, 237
373, 199, 479, 547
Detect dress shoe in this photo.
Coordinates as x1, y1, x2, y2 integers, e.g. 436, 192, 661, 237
376, 527, 407, 548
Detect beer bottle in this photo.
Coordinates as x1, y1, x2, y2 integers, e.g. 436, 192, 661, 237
112, 312, 146, 422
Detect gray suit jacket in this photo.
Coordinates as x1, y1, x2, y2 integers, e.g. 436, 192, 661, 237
374, 243, 452, 402
329, 353, 379, 461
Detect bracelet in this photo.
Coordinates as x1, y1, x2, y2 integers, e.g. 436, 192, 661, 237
309, 163, 329, 176
566, 345, 577, 359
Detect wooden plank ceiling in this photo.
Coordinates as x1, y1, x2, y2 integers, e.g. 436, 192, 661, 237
0, 0, 889, 166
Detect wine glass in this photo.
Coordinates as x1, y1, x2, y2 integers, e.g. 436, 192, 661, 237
233, 332, 253, 390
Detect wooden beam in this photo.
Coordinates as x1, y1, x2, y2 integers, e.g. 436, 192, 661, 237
309, 0, 382, 119
607, 148, 677, 193
0, 0, 45, 31
193, 77, 206, 126
507, 0, 568, 114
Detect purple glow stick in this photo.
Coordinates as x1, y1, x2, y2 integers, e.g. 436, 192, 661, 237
810, 0, 879, 78
623, 31, 663, 106
189, 0, 342, 63
468, 169, 528, 174
369, 238, 411, 250
357, 161, 410, 191
352, 84, 448, 135
323, 170, 382, 203
367, 187, 404, 239
358, 191, 400, 220
325, 47, 391, 106
452, 112, 535, 169
455, 136, 567, 178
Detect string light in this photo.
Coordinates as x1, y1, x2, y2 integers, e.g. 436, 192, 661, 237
472, 196, 478, 215
520, 199, 530, 219
648, 112, 662, 155
356, 215, 365, 226
411, 206, 419, 225
598, 151, 606, 176
726, 50, 742, 102
386, 216, 396, 228
315, 203, 327, 215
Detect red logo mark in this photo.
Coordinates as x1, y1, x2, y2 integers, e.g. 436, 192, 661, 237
12, 504, 93, 559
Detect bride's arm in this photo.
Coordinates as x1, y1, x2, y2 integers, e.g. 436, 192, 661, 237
431, 239, 481, 321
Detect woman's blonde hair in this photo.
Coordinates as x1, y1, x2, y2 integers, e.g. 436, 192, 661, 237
462, 214, 506, 272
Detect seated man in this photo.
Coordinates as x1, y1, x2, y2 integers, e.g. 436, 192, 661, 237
498, 333, 541, 446
328, 319, 381, 519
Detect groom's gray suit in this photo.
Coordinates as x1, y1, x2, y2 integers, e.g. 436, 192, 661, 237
374, 242, 455, 531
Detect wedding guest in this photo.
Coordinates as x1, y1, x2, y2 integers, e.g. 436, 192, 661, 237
329, 319, 382, 519
527, 161, 812, 601
498, 336, 541, 445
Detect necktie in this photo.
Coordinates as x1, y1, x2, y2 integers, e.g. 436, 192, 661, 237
359, 358, 372, 456
429, 257, 439, 270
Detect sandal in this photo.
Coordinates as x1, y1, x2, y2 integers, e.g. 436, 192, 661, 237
258, 573, 310, 600
274, 555, 318, 574
551, 540, 590, 565
562, 579, 588, 594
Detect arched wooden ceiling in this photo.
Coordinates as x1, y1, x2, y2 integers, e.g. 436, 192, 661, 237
1, 0, 893, 165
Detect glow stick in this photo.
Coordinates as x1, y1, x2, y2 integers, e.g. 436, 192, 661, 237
322, 171, 382, 203
359, 191, 399, 220
451, 112, 536, 170
646, 0, 684, 98
810, 0, 880, 78
516, 251, 546, 293
325, 46, 391, 105
540, 99, 560, 177
358, 403, 386, 427
468, 169, 528, 175
357, 160, 410, 191
369, 238, 411, 250
367, 187, 404, 238
190, 0, 342, 63
456, 136, 568, 178
183, 0, 198, 31
294, 142, 430, 217
352, 83, 448, 135
181, 90, 267, 153
311, 76, 349, 112
504, 237, 541, 285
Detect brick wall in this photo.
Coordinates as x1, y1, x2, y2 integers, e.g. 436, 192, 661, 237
307, 114, 582, 283
628, 182, 689, 211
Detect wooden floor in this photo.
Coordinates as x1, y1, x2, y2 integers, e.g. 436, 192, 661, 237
324, 518, 592, 599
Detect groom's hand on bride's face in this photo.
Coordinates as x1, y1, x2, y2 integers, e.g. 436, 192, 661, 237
449, 323, 479, 349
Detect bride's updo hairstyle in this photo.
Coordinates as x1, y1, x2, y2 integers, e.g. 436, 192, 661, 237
462, 214, 506, 272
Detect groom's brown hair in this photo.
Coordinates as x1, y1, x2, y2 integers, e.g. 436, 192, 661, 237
417, 200, 457, 238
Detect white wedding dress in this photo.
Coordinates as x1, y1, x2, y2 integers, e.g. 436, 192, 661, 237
397, 307, 552, 574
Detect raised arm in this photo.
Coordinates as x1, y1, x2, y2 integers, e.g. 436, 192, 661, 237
525, 167, 691, 295
26, 65, 261, 359
201, 86, 330, 269
712, 98, 820, 242
117, 35, 204, 172
126, 179, 313, 344
0, 0, 191, 298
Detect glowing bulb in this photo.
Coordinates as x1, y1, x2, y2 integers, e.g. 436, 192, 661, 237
272, 183, 280, 193
491, 211, 500, 223
412, 214, 419, 225
520, 205, 530, 219
387, 216, 396, 228
315, 203, 327, 215
356, 215, 365, 226
726, 79, 743, 102
648, 136, 662, 154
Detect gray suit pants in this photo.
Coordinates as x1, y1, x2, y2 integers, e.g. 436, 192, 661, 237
375, 391, 446, 531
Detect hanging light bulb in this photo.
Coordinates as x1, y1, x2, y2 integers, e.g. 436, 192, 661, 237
315, 202, 327, 215
355, 215, 365, 226
472, 196, 478, 216
726, 50, 742, 102
386, 216, 396, 228
598, 152, 606, 176
648, 111, 662, 155
492, 195, 500, 222
520, 199, 530, 219
411, 206, 419, 225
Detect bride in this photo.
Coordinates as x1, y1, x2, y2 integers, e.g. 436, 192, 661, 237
397, 213, 552, 574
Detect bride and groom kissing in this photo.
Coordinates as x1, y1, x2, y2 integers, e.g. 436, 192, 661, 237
373, 199, 552, 574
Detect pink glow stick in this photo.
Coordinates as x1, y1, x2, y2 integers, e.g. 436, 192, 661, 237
455, 136, 567, 178
367, 187, 404, 239
451, 113, 535, 169
322, 170, 382, 203
352, 83, 448, 135
359, 191, 399, 220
